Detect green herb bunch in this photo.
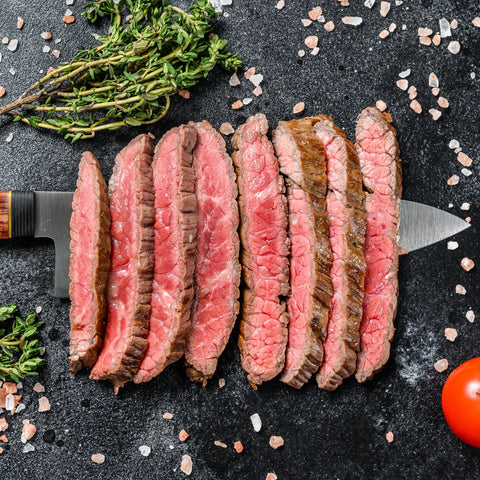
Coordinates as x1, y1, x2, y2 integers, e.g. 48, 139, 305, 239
0, 0, 241, 142
0, 305, 44, 383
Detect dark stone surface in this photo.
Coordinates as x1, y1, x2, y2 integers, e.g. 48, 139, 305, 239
0, 1, 480, 479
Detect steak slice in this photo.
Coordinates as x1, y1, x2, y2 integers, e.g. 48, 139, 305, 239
355, 107, 401, 383
232, 113, 290, 388
69, 152, 111, 374
184, 121, 240, 385
313, 115, 367, 390
90, 134, 155, 393
272, 118, 333, 389
133, 125, 197, 384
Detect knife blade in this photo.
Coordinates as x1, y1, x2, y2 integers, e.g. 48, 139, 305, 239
0, 191, 472, 298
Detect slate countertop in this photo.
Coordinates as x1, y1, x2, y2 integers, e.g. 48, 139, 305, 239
0, 1, 479, 479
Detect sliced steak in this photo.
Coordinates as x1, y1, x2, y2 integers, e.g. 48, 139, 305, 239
133, 125, 197, 384
184, 121, 240, 385
90, 134, 155, 393
355, 107, 401, 383
232, 113, 290, 388
272, 118, 333, 389
69, 152, 111, 374
313, 115, 367, 390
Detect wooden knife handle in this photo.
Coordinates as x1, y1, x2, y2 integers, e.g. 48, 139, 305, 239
0, 191, 35, 239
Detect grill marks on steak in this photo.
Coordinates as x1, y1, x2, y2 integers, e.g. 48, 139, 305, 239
184, 121, 240, 385
232, 113, 290, 388
272, 118, 333, 389
90, 134, 155, 393
355, 107, 401, 383
313, 116, 367, 390
133, 125, 197, 384
69, 152, 111, 374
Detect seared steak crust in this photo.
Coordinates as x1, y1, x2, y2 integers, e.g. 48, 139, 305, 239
232, 113, 290, 388
134, 125, 197, 384
313, 115, 366, 390
69, 152, 111, 374
273, 118, 333, 389
90, 134, 155, 393
184, 121, 240, 385
355, 107, 401, 383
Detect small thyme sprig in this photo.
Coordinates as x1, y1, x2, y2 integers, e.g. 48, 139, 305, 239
0, 0, 241, 142
0, 305, 45, 383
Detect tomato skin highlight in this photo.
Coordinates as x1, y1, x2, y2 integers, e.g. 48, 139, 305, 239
442, 357, 480, 448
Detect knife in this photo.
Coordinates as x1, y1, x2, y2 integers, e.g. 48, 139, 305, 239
0, 191, 471, 298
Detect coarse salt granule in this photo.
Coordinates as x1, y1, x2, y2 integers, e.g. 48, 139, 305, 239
429, 108, 442, 121
437, 97, 449, 108
21, 423, 37, 443
434, 359, 449, 372
275, 0, 285, 9
449, 139, 460, 150
418, 27, 433, 36
5, 395, 14, 411
249, 74, 263, 87
432, 34, 441, 46
266, 474, 278, 480
457, 152, 472, 167
309, 7, 322, 21
17, 17, 24, 29
139, 445, 151, 457
439, 18, 451, 37
219, 123, 234, 135
419, 36, 432, 46
33, 382, 45, 393
244, 67, 255, 79
324, 21, 335, 32
447, 241, 458, 250
179, 429, 189, 441
41, 32, 52, 40
302, 19, 313, 27
163, 412, 173, 419
180, 454, 193, 476
396, 79, 408, 90
445, 328, 458, 342
234, 441, 243, 453
0, 87, 5, 98
269, 436, 284, 449
298, 49, 306, 57
451, 19, 458, 29
7, 39, 18, 52
293, 102, 305, 114
311, 47, 320, 56
410, 100, 422, 114
460, 203, 470, 211
250, 413, 262, 432
461, 257, 475, 271
253, 85, 263, 96
214, 440, 227, 448
376, 100, 387, 112
473, 18, 480, 28
447, 175, 459, 186
466, 310, 475, 323
364, 0, 375, 8
399, 69, 411, 78
379, 30, 389, 39
461, 168, 472, 177
91, 454, 105, 464
229, 73, 240, 86
456, 284, 466, 295
389, 23, 397, 32
243, 97, 253, 105
448, 41, 460, 54
23, 443, 35, 453
342, 17, 363, 27
428, 73, 439, 88
386, 431, 394, 443
380, 1, 390, 17
231, 100, 243, 110
0, 418, 8, 432
305, 35, 318, 49
38, 396, 51, 412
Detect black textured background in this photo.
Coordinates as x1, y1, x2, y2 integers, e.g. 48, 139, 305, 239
1, 1, 480, 479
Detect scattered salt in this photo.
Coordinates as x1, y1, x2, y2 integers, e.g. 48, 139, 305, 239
180, 454, 193, 476
266, 474, 278, 480
33, 382, 45, 393
43, 46, 51, 53
418, 27, 433, 37
456, 284, 466, 295
249, 74, 263, 87
429, 108, 442, 121
293, 102, 305, 114
324, 21, 335, 32
473, 17, 480, 28
448, 139, 460, 150
428, 73, 439, 88
275, 0, 285, 9
460, 203, 470, 211
243, 97, 252, 105
376, 100, 387, 111
380, 1, 390, 17
386, 431, 394, 443
298, 49, 306, 57
399, 69, 411, 78
447, 241, 458, 250
163, 412, 173, 420
91, 453, 105, 464
219, 123, 234, 135
17, 17, 24, 30
461, 257, 475, 271
253, 86, 263, 96
410, 100, 422, 114
22, 443, 35, 453
229, 73, 240, 86
302, 19, 313, 27
7, 39, 18, 52
445, 328, 458, 342
457, 152, 472, 167
139, 445, 151, 457
437, 97, 449, 108
5, 133, 13, 143
396, 79, 408, 90
461, 168, 472, 177
305, 35, 318, 49
214, 440, 227, 448
269, 436, 284, 449
364, 0, 375, 8
5, 395, 14, 411
419, 36, 432, 46
439, 18, 451, 38
250, 413, 262, 432
434, 359, 449, 372
448, 41, 460, 54
342, 17, 363, 27
466, 310, 475, 323
447, 175, 459, 186
38, 396, 51, 412
308, 7, 323, 21
311, 47, 320, 56
41, 32, 52, 40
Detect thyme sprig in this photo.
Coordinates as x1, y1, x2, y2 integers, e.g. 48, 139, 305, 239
0, 0, 240, 142
0, 305, 45, 383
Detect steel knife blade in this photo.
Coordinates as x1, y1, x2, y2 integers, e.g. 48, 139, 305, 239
0, 191, 471, 298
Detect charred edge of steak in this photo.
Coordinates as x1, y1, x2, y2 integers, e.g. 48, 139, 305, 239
354, 107, 401, 384
90, 134, 155, 393
232, 113, 290, 388
134, 125, 197, 385
69, 151, 111, 374
311, 115, 367, 391
184, 121, 241, 386
273, 118, 333, 389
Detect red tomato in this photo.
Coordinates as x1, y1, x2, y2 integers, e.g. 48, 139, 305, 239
442, 357, 480, 447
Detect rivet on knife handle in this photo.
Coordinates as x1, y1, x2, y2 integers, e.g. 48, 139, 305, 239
0, 190, 35, 239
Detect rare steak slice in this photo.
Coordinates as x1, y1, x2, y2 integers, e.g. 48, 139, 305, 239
90, 134, 155, 393
184, 121, 240, 385
134, 125, 197, 384
355, 107, 401, 383
272, 118, 333, 389
313, 115, 367, 390
69, 152, 111, 374
232, 113, 290, 388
